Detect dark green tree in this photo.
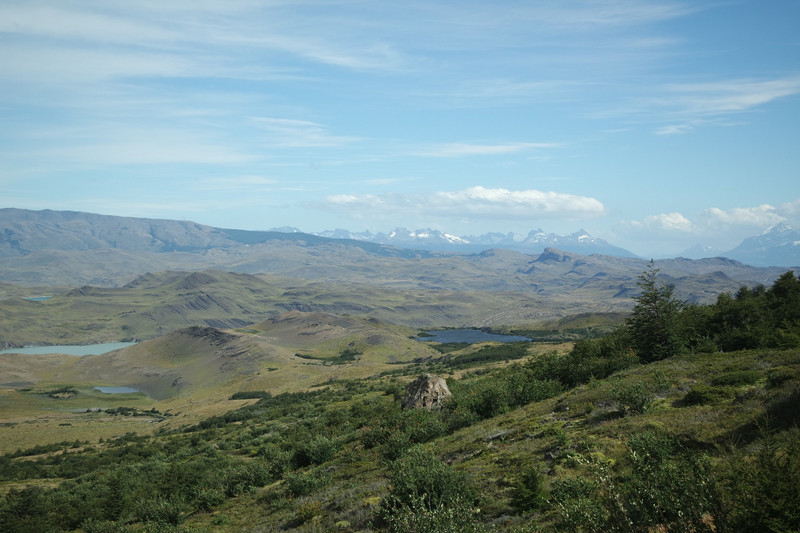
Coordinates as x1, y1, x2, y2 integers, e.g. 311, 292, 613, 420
766, 270, 800, 348
627, 261, 684, 362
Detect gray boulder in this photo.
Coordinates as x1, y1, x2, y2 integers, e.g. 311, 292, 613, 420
402, 374, 452, 410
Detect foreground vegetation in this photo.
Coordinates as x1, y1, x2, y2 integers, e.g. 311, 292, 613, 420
1, 269, 799, 532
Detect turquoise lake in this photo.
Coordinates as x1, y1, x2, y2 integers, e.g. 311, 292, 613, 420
0, 342, 137, 356
94, 386, 140, 394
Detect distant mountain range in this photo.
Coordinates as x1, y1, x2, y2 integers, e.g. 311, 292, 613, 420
722, 224, 800, 267
306, 224, 799, 268
1, 208, 796, 337
0, 209, 797, 292
313, 227, 638, 257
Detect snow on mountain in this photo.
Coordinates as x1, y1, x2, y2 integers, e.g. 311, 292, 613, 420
303, 226, 637, 257
723, 224, 800, 267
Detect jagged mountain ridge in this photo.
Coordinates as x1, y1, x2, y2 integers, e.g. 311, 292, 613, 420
6, 208, 798, 267
0, 209, 795, 295
317, 226, 636, 256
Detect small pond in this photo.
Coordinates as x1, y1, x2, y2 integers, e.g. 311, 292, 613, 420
93, 386, 140, 394
0, 342, 137, 356
416, 329, 530, 344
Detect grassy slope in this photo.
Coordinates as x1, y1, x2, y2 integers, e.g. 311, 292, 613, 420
3, 332, 797, 530
178, 346, 799, 532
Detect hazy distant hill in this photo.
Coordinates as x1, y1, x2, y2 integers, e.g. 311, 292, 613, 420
0, 208, 793, 337
0, 208, 426, 259
53, 311, 438, 400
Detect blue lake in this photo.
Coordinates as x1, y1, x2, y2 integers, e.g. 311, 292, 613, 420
417, 329, 530, 344
94, 386, 140, 394
0, 342, 137, 356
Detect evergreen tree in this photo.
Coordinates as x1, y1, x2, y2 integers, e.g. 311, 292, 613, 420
627, 261, 684, 362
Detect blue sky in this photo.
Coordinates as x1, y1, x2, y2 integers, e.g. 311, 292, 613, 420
1, 1, 799, 257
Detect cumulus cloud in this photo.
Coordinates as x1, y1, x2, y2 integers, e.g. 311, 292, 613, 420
616, 199, 800, 255
323, 186, 606, 221
697, 205, 784, 230
621, 212, 693, 233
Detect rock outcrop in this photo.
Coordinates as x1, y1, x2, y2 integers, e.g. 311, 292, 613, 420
402, 374, 452, 410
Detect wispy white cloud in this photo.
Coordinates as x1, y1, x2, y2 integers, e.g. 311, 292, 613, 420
663, 77, 800, 116
654, 123, 694, 136
647, 76, 800, 134
46, 127, 256, 165
414, 142, 559, 158
323, 186, 606, 221
193, 176, 277, 191
0, 4, 178, 45
252, 117, 359, 148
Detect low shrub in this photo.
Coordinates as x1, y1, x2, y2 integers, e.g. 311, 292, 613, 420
284, 469, 328, 497
551, 431, 721, 532
721, 427, 800, 532
765, 367, 798, 388
712, 370, 762, 387
682, 384, 729, 406
612, 380, 654, 414
293, 435, 337, 467
382, 495, 489, 533
133, 496, 186, 526
295, 499, 324, 524
383, 445, 476, 512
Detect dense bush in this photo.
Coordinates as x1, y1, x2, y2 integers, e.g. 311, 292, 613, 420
445, 365, 562, 424
682, 384, 729, 406
284, 469, 329, 497
383, 445, 476, 512
611, 380, 655, 414
712, 370, 762, 386
530, 331, 636, 387
682, 271, 800, 352
0, 443, 273, 531
445, 341, 531, 368
292, 435, 337, 467
383, 495, 489, 533
720, 427, 800, 532
550, 431, 721, 532
510, 465, 546, 513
